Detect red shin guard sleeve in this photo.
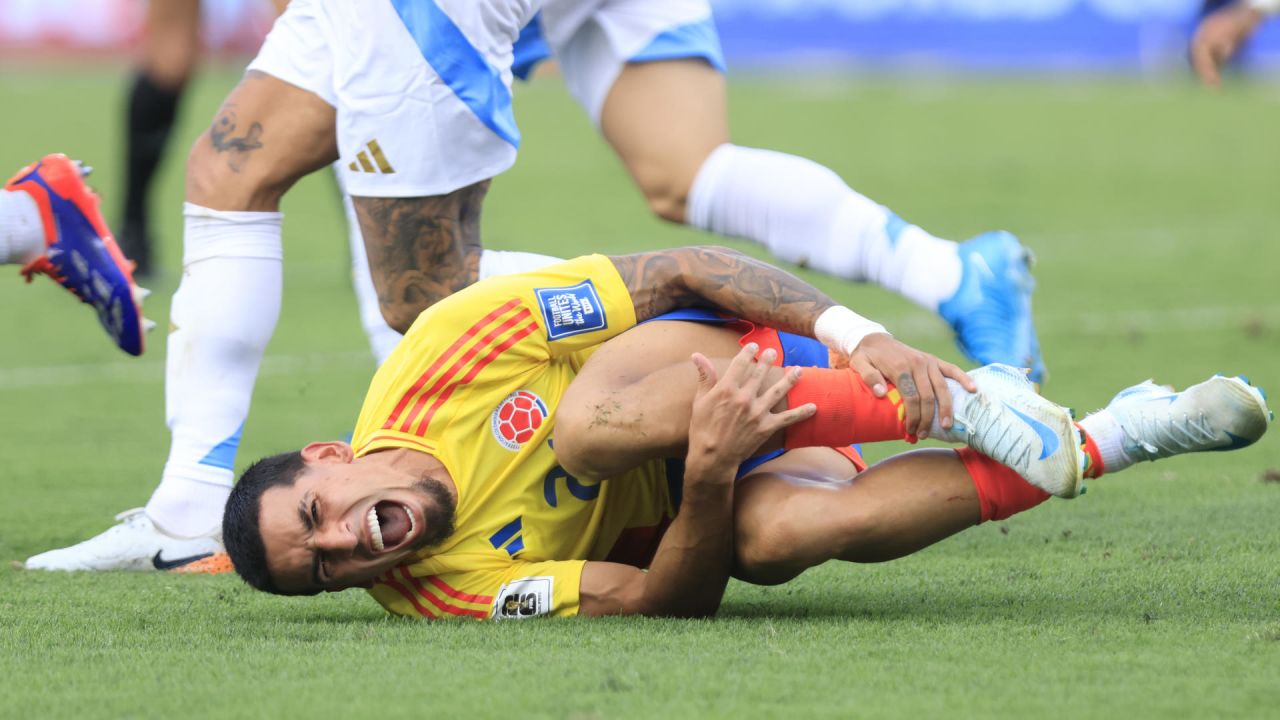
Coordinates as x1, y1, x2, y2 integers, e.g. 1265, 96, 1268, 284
783, 367, 907, 449
957, 448, 1050, 522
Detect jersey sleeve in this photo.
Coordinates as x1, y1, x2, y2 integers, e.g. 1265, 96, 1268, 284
368, 559, 586, 621
350, 254, 636, 457
424, 253, 638, 361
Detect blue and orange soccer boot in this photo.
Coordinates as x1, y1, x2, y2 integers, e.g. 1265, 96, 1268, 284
937, 231, 1047, 384
5, 154, 150, 356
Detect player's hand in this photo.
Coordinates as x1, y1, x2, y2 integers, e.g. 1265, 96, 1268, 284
1191, 3, 1265, 87
847, 333, 976, 441
686, 343, 815, 476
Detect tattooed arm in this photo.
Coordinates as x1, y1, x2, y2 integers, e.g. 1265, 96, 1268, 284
352, 181, 489, 333
608, 246, 974, 438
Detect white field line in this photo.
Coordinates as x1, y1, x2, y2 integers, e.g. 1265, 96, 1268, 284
0, 303, 1275, 390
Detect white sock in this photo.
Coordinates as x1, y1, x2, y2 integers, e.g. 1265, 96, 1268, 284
687, 144, 963, 311
0, 189, 45, 265
146, 202, 284, 538
478, 249, 562, 280
342, 190, 403, 367
1079, 408, 1135, 474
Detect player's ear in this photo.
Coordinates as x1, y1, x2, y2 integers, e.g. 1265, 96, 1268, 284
300, 441, 355, 465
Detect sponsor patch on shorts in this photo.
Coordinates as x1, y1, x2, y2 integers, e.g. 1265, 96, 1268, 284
535, 281, 606, 341
492, 576, 553, 619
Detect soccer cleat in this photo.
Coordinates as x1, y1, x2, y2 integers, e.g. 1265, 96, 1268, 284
24, 508, 223, 572
5, 154, 147, 356
938, 363, 1084, 498
938, 231, 1047, 384
1100, 375, 1271, 462
169, 551, 234, 575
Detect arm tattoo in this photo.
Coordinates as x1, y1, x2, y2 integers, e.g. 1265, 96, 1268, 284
896, 372, 918, 398
610, 246, 836, 337
208, 109, 264, 173
354, 181, 488, 332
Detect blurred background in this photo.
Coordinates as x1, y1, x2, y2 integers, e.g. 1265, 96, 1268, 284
4, 0, 1280, 69
0, 0, 1278, 69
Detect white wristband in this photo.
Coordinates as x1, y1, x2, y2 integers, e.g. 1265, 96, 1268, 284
1246, 0, 1280, 15
814, 306, 890, 357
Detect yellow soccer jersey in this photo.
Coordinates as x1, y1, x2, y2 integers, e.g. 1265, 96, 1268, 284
353, 255, 675, 620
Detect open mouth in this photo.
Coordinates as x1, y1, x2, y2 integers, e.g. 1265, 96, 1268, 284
366, 501, 417, 552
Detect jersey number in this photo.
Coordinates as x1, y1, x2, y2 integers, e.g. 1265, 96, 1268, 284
542, 465, 599, 508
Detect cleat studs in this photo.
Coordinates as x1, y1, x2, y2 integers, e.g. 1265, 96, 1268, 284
132, 286, 151, 304
1236, 374, 1251, 386
142, 318, 157, 333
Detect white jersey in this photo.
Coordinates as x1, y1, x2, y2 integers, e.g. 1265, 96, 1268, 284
248, 0, 723, 198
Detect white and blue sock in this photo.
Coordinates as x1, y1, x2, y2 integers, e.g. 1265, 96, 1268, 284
147, 203, 283, 538
687, 144, 962, 311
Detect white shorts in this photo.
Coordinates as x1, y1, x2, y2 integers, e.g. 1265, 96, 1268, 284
248, 0, 724, 198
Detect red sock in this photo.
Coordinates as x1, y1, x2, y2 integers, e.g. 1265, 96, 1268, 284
957, 448, 1050, 522
1077, 423, 1106, 479
783, 367, 908, 449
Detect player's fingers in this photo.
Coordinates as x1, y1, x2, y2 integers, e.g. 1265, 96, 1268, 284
691, 353, 718, 394
894, 367, 922, 439
852, 357, 888, 397
912, 362, 937, 440
930, 362, 954, 431
768, 402, 817, 431
724, 342, 758, 385
941, 361, 976, 393
758, 366, 803, 412
746, 347, 778, 395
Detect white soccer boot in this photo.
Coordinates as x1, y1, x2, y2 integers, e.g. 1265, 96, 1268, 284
935, 363, 1085, 498
1096, 375, 1271, 463
24, 508, 223, 572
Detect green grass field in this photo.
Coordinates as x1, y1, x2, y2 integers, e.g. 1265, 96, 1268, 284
1, 64, 1278, 719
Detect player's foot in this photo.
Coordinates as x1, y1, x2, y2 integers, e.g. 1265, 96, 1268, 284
1101, 375, 1271, 462
24, 508, 226, 573
937, 231, 1047, 384
5, 154, 152, 356
942, 363, 1084, 498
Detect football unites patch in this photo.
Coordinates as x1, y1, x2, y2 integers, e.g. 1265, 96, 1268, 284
534, 280, 607, 341
490, 390, 549, 451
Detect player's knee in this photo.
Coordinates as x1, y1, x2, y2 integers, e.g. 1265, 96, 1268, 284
638, 176, 690, 224
734, 516, 811, 586
185, 132, 284, 211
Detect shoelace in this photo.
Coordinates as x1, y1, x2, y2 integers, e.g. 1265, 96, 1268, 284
1120, 408, 1215, 462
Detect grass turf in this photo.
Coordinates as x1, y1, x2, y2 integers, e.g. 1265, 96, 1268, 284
1, 65, 1278, 719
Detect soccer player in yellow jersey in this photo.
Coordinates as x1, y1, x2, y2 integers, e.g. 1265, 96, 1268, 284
223, 247, 1271, 620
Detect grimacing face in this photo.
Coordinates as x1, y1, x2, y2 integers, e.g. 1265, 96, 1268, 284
257, 443, 456, 594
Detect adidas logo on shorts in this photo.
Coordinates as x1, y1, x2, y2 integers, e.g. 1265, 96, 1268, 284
347, 139, 395, 174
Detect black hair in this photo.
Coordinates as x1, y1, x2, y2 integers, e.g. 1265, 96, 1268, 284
222, 450, 317, 596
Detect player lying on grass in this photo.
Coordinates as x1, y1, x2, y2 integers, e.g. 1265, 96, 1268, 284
1, 154, 150, 355
222, 248, 1271, 618
26, 0, 1050, 574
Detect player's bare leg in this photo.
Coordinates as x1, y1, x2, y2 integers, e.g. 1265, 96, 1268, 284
25, 72, 339, 572
731, 448, 985, 585
599, 58, 1044, 381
